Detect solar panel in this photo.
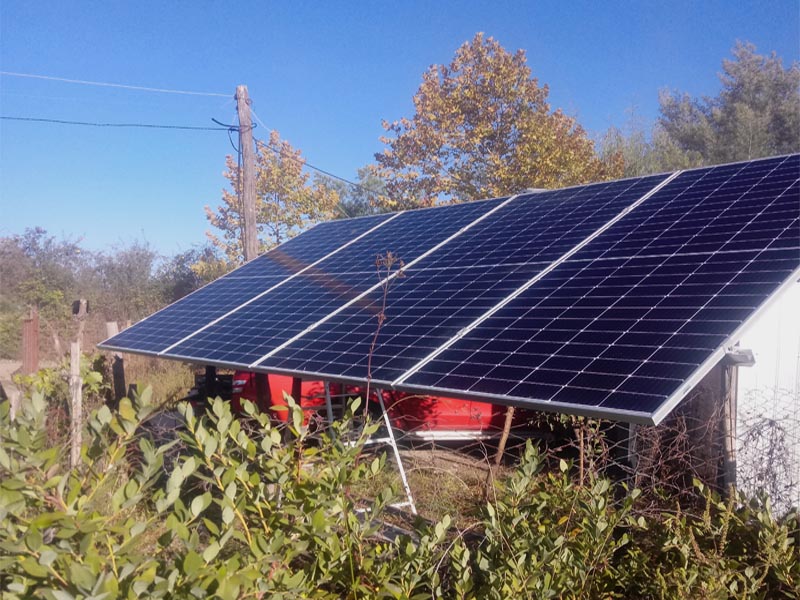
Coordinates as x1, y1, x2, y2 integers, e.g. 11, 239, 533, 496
229, 213, 395, 279
99, 154, 800, 425
103, 276, 288, 354
102, 213, 396, 354
161, 198, 507, 364
401, 155, 800, 422
259, 174, 669, 381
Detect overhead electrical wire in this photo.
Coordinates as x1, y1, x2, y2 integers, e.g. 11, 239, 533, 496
0, 115, 229, 131
0, 71, 229, 97
3, 114, 369, 198
256, 138, 365, 189
220, 113, 352, 219
2, 70, 374, 201
250, 107, 368, 192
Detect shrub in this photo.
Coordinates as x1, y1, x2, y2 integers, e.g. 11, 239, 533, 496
1, 378, 797, 599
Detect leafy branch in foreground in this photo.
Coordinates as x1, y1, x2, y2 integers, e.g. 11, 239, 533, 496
1, 374, 797, 599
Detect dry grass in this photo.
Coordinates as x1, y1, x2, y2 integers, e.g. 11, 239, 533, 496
368, 448, 507, 528
124, 356, 195, 407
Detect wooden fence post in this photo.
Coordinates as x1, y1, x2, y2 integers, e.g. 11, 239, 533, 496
21, 307, 39, 374
494, 406, 516, 466
70, 342, 82, 468
105, 322, 126, 408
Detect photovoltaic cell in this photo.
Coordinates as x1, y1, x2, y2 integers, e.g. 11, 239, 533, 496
161, 199, 506, 365
405, 155, 800, 420
261, 175, 668, 381
101, 276, 287, 353
102, 214, 393, 353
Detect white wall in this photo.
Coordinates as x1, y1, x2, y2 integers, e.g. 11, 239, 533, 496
735, 280, 800, 513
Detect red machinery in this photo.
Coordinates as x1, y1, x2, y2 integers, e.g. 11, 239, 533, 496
229, 370, 523, 439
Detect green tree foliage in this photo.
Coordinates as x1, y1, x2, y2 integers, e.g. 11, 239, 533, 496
0, 228, 85, 318
375, 33, 622, 209
2, 372, 797, 598
0, 229, 88, 358
659, 41, 800, 164
203, 130, 340, 269
0, 230, 208, 357
599, 111, 703, 178
94, 241, 163, 323
327, 167, 390, 219
155, 248, 206, 303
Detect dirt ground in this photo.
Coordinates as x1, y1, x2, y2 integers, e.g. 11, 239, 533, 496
0, 359, 55, 399
0, 359, 21, 401
0, 359, 21, 382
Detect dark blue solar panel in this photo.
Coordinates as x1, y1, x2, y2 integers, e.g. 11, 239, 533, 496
405, 155, 800, 420
102, 153, 800, 424
261, 262, 547, 381
164, 271, 378, 364
578, 155, 798, 261
161, 199, 506, 364
311, 198, 507, 274
259, 175, 669, 380
228, 213, 393, 279
411, 174, 667, 270
102, 214, 393, 353
101, 276, 287, 353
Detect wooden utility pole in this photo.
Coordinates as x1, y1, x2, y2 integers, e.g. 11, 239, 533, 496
236, 85, 258, 262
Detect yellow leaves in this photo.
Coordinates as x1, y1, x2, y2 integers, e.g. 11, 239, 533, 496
205, 129, 341, 264
375, 33, 619, 206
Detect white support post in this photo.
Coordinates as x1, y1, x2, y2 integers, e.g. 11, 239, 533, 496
375, 388, 417, 515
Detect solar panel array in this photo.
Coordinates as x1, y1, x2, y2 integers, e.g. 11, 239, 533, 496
100, 154, 800, 424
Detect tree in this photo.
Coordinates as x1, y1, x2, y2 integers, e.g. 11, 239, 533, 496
598, 109, 703, 178
4, 229, 89, 353
659, 41, 800, 164
324, 166, 390, 219
94, 241, 163, 322
203, 130, 340, 268
374, 33, 621, 209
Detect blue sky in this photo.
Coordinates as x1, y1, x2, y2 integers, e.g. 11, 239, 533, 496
1, 1, 798, 256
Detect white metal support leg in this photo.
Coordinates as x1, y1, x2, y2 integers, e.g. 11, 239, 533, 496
375, 388, 417, 515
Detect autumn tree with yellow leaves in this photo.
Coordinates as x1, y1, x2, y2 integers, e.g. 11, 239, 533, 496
374, 33, 622, 209
202, 130, 340, 270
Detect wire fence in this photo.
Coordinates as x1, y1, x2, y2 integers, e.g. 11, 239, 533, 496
306, 369, 799, 520
736, 386, 800, 515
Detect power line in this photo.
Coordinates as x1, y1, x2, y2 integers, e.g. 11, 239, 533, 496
0, 71, 229, 98
237, 112, 365, 218
1, 115, 229, 131
250, 108, 368, 191
257, 138, 364, 189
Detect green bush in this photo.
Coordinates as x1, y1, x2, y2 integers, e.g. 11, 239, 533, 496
0, 313, 21, 360
1, 378, 797, 599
